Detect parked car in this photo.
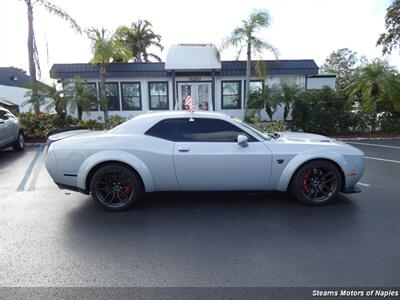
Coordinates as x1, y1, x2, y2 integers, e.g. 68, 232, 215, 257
45, 111, 364, 211
0, 107, 25, 151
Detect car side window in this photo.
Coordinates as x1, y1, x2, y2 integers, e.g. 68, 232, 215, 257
145, 119, 181, 141
178, 118, 256, 142
0, 110, 9, 120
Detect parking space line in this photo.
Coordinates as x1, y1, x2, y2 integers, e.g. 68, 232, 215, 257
365, 156, 400, 164
347, 142, 400, 149
357, 182, 371, 187
17, 145, 44, 192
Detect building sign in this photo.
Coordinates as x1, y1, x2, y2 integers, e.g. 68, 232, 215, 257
189, 77, 202, 81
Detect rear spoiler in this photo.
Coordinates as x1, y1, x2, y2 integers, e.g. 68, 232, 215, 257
46, 127, 92, 145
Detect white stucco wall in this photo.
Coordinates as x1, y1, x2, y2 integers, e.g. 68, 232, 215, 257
63, 74, 309, 122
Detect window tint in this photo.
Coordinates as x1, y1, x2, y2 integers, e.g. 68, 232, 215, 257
146, 118, 256, 142
179, 118, 255, 142
145, 119, 181, 141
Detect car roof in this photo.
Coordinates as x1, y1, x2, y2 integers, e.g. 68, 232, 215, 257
109, 111, 236, 134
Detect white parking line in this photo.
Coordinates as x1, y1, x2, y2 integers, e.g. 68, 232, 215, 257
357, 182, 371, 187
365, 156, 400, 164
347, 142, 400, 149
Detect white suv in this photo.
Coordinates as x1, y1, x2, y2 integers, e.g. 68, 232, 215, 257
0, 107, 25, 151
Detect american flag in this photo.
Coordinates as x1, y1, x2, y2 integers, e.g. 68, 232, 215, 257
184, 90, 195, 112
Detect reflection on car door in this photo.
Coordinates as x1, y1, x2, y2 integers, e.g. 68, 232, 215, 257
173, 118, 272, 191
0, 110, 12, 146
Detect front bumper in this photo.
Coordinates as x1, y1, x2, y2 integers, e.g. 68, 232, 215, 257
342, 185, 361, 194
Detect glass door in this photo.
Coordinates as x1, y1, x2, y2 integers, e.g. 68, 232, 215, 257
177, 82, 212, 111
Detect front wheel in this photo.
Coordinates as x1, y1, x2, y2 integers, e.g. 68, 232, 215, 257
13, 132, 25, 151
290, 160, 342, 206
90, 164, 143, 211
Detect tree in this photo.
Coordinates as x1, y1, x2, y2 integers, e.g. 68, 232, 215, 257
247, 84, 281, 121
347, 59, 400, 131
22, 0, 80, 114
377, 0, 400, 55
320, 48, 361, 90
221, 9, 278, 118
64, 76, 98, 120
280, 82, 302, 121
24, 83, 68, 119
115, 20, 164, 62
86, 27, 129, 124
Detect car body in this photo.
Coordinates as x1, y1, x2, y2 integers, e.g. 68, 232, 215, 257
0, 107, 25, 151
45, 111, 364, 210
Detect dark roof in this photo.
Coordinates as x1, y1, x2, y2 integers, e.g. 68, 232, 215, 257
0, 67, 32, 88
50, 59, 319, 79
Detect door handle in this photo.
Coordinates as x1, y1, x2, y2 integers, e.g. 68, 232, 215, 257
178, 147, 190, 153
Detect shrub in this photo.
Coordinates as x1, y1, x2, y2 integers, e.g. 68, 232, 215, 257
17, 113, 76, 140
107, 115, 127, 128
265, 120, 285, 132
290, 87, 352, 135
379, 112, 400, 133
76, 119, 105, 131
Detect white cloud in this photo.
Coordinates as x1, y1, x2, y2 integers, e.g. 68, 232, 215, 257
0, 0, 398, 83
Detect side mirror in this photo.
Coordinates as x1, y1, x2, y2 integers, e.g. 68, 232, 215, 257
0, 118, 4, 124
237, 134, 248, 147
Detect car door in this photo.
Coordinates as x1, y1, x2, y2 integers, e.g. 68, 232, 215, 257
173, 118, 272, 191
0, 109, 12, 147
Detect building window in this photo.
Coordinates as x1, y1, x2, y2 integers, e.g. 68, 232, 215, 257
148, 82, 169, 110
86, 82, 99, 111
221, 81, 241, 109
121, 82, 141, 111
243, 80, 264, 96
105, 82, 120, 111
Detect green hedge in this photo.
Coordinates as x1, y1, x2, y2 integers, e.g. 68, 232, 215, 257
16, 113, 127, 141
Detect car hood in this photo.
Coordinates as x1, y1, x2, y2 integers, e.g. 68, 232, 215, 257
276, 132, 335, 143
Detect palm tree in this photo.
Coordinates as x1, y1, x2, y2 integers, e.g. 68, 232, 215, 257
24, 83, 68, 119
23, 0, 80, 114
115, 20, 164, 62
86, 27, 129, 124
248, 84, 282, 121
221, 9, 278, 118
348, 59, 400, 131
64, 76, 98, 120
280, 82, 302, 121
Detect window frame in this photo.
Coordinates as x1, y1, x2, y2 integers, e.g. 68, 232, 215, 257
86, 82, 99, 112
121, 81, 142, 111
104, 82, 121, 111
148, 81, 169, 111
145, 117, 257, 143
221, 80, 242, 110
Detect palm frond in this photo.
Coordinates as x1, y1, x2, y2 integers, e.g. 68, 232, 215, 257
39, 0, 81, 33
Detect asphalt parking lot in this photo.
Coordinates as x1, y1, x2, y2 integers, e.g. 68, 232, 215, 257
0, 139, 399, 288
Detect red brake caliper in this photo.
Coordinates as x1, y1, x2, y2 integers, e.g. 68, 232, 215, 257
302, 171, 310, 193
123, 185, 132, 196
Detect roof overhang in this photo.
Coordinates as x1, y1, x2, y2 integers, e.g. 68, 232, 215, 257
165, 44, 221, 71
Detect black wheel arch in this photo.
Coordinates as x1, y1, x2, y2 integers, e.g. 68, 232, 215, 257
85, 161, 145, 193
289, 158, 346, 192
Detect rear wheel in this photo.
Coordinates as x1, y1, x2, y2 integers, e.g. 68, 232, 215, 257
13, 132, 25, 151
90, 164, 143, 211
290, 160, 342, 206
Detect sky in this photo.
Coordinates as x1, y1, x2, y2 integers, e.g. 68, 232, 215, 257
0, 0, 398, 83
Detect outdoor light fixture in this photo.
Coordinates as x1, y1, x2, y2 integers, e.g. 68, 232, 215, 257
10, 76, 18, 81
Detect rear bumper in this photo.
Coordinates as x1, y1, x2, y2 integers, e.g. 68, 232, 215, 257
54, 181, 89, 194
342, 185, 361, 194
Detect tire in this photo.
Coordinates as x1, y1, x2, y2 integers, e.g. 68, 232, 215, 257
90, 164, 143, 211
290, 159, 342, 206
13, 131, 25, 151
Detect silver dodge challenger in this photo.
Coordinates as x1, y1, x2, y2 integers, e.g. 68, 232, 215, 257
45, 111, 364, 211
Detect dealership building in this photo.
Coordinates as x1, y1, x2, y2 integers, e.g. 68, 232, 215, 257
50, 44, 335, 120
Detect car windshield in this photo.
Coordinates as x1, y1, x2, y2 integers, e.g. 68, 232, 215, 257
234, 119, 271, 141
